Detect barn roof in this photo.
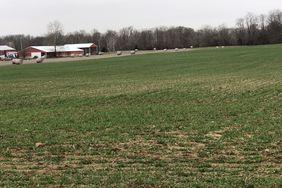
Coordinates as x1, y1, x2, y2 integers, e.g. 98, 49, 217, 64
26, 43, 97, 53
63, 45, 84, 52
64, 43, 97, 49
0, 45, 16, 51
31, 46, 83, 53
31, 46, 55, 53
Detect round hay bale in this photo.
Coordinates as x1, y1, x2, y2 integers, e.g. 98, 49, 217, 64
130, 50, 135, 55
36, 55, 47, 63
12, 59, 23, 65
117, 51, 122, 55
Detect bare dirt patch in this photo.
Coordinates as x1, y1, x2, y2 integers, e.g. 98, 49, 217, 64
205, 127, 231, 140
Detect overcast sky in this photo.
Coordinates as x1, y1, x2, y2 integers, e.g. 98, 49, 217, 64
1, 0, 281, 36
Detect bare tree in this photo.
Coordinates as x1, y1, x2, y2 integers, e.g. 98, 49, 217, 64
91, 29, 101, 53
47, 21, 64, 57
257, 14, 268, 44
217, 25, 234, 46
245, 13, 259, 44
235, 18, 247, 45
104, 30, 118, 52
138, 30, 154, 50
267, 10, 282, 43
198, 26, 218, 47
117, 27, 136, 50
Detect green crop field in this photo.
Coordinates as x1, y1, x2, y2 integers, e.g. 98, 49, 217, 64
0, 45, 281, 187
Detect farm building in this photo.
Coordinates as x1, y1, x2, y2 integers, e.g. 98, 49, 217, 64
0, 45, 17, 58
19, 43, 97, 59
20, 46, 84, 59
64, 43, 97, 55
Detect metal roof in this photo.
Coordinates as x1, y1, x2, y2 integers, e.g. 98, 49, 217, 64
0, 45, 16, 51
64, 43, 96, 49
63, 45, 84, 52
31, 46, 56, 53
31, 46, 83, 53
28, 43, 96, 53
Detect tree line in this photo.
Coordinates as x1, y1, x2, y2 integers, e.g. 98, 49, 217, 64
1, 10, 282, 52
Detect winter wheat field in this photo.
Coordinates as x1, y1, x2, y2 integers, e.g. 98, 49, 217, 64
0, 45, 281, 187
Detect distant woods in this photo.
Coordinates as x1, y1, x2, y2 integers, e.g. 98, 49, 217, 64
1, 10, 282, 52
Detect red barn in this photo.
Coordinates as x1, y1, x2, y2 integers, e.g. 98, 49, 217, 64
0, 45, 17, 59
19, 43, 97, 59
19, 46, 83, 59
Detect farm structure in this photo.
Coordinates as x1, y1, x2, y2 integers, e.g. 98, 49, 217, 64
64, 43, 97, 56
0, 45, 17, 58
19, 43, 97, 59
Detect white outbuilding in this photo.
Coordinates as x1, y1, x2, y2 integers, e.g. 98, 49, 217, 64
0, 45, 17, 58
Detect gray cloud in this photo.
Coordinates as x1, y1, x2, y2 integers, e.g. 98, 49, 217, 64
1, 0, 281, 36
